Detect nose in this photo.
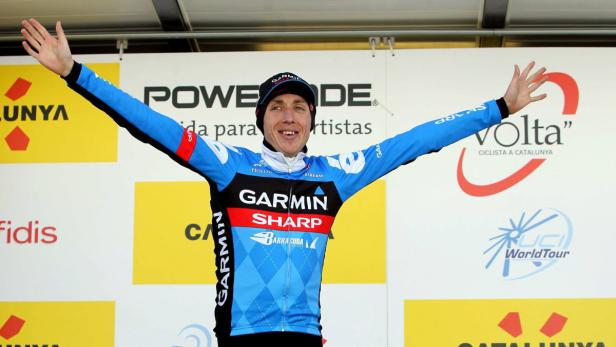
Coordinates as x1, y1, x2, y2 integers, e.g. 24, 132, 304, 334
282, 106, 295, 122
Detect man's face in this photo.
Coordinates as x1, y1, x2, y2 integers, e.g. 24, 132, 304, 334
263, 93, 312, 157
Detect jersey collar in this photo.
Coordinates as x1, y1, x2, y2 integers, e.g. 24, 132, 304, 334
261, 141, 307, 173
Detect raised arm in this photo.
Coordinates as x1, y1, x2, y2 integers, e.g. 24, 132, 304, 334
329, 62, 548, 201
21, 19, 73, 77
20, 19, 240, 190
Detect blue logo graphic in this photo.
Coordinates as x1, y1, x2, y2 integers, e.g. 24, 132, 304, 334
484, 209, 573, 280
171, 323, 212, 347
314, 186, 325, 195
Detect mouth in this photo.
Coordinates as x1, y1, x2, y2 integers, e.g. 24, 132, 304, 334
278, 129, 299, 138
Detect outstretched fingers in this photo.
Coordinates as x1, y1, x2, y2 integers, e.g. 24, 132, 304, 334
530, 93, 547, 102
528, 75, 548, 93
20, 27, 41, 52
29, 18, 51, 40
21, 40, 38, 58
519, 61, 535, 80
56, 21, 68, 45
21, 19, 44, 46
527, 66, 547, 84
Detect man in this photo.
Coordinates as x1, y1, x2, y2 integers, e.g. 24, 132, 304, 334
20, 18, 547, 347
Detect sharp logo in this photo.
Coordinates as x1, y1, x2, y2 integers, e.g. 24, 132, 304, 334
484, 209, 572, 280
460, 311, 606, 347
457, 72, 579, 196
250, 231, 318, 249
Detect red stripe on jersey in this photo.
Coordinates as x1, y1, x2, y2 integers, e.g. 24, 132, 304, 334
176, 129, 197, 161
227, 207, 334, 234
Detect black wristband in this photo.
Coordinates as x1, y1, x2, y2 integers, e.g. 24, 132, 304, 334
496, 97, 510, 119
61, 61, 81, 85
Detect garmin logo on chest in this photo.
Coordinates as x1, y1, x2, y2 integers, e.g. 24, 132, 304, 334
238, 189, 328, 211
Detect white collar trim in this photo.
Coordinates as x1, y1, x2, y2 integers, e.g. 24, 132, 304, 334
261, 144, 307, 173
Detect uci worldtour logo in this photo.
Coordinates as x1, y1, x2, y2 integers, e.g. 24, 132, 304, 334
458, 72, 579, 196
484, 209, 573, 280
170, 324, 212, 347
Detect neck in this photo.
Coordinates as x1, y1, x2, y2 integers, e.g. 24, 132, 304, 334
261, 141, 307, 173
262, 139, 307, 158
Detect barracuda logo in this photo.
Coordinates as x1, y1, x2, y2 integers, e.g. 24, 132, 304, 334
484, 209, 573, 280
250, 231, 318, 249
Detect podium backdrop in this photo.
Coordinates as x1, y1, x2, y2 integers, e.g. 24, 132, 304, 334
1, 48, 615, 347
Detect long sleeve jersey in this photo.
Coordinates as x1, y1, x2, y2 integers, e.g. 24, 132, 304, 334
63, 62, 507, 337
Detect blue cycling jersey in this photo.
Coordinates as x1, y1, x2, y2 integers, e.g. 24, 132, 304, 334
64, 62, 507, 337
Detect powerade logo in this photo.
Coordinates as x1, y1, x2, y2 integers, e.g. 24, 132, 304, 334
170, 324, 212, 347
457, 72, 579, 196
484, 209, 572, 280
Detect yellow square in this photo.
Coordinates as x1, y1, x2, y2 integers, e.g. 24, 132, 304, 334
133, 180, 386, 284
405, 298, 616, 346
0, 301, 115, 345
0, 64, 118, 163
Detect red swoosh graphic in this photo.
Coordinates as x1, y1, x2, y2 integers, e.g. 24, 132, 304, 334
458, 71, 577, 196
543, 72, 579, 115
457, 148, 546, 197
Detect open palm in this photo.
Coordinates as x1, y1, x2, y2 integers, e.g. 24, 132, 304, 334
21, 18, 74, 77
503, 61, 548, 115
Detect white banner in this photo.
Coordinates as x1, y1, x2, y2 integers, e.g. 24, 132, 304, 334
1, 48, 614, 347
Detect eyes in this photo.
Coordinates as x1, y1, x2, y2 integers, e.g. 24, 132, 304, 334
269, 104, 308, 112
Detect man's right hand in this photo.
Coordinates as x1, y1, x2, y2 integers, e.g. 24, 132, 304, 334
20, 18, 74, 77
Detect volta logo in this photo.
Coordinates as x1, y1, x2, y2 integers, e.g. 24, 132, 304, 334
0, 64, 118, 164
484, 209, 572, 280
170, 324, 212, 347
0, 315, 25, 340
457, 72, 579, 196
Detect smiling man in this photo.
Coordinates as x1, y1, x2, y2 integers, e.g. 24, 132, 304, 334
20, 18, 547, 347
257, 74, 316, 159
